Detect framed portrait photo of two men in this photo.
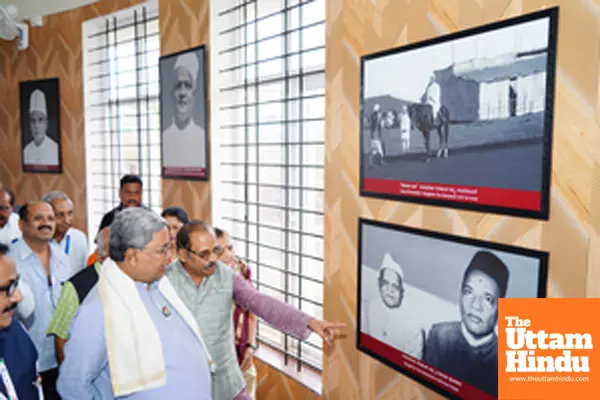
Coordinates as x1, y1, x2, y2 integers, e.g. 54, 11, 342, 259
159, 45, 209, 181
356, 218, 549, 400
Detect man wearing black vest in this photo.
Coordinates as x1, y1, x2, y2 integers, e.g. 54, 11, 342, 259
96, 174, 143, 239
47, 227, 110, 363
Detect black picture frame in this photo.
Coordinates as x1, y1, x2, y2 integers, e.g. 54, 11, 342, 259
359, 7, 559, 220
159, 44, 209, 181
19, 78, 62, 174
356, 217, 549, 399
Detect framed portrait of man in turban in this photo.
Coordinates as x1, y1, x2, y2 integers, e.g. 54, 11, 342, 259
159, 45, 209, 181
19, 78, 62, 173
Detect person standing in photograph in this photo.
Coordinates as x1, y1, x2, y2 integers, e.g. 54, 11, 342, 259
399, 105, 411, 153
423, 250, 509, 397
368, 104, 386, 166
361, 253, 425, 359
162, 52, 206, 170
23, 89, 59, 167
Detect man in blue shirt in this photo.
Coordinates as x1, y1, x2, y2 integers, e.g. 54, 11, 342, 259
58, 207, 214, 399
0, 242, 42, 399
10, 201, 76, 400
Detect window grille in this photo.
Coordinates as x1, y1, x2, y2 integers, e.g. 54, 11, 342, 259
82, 0, 161, 243
211, 0, 326, 373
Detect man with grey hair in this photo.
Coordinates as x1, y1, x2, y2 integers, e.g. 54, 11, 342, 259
58, 208, 215, 399
42, 190, 88, 272
162, 51, 206, 172
47, 227, 111, 364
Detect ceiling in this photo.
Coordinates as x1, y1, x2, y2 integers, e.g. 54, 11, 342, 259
0, 0, 98, 19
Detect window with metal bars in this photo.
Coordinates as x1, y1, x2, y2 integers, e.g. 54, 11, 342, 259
211, 0, 326, 375
82, 0, 162, 244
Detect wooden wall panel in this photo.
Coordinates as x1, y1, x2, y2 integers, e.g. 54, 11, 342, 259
255, 359, 320, 400
158, 0, 211, 222
0, 0, 144, 235
323, 0, 600, 399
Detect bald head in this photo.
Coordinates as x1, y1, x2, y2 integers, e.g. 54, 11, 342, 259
176, 220, 214, 251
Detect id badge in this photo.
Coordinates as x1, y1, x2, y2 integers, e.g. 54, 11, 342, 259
0, 359, 18, 400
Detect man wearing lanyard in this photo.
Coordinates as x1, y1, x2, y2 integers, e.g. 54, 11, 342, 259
0, 243, 42, 400
41, 191, 88, 272
8, 202, 75, 400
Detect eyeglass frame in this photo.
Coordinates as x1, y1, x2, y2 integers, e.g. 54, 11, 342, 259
185, 245, 225, 261
0, 275, 19, 298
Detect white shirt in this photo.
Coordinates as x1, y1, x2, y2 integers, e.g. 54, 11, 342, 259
361, 284, 427, 359
162, 119, 206, 169
51, 227, 89, 272
425, 82, 441, 115
0, 212, 21, 245
400, 113, 411, 137
9, 239, 76, 372
23, 136, 59, 166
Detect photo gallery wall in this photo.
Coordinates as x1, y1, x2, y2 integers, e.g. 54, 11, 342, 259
354, 7, 557, 400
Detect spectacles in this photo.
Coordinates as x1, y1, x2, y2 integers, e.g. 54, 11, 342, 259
0, 275, 19, 297
141, 243, 171, 257
0, 206, 11, 212
186, 245, 224, 260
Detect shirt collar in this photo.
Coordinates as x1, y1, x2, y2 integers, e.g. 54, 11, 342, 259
460, 321, 496, 348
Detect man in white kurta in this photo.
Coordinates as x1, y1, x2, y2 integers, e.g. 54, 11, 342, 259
23, 89, 59, 166
399, 105, 411, 152
423, 74, 441, 117
162, 53, 206, 169
361, 253, 425, 359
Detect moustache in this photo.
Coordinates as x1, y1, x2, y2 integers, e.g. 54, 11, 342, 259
0, 215, 6, 222
38, 226, 52, 231
3, 301, 17, 313
204, 262, 217, 271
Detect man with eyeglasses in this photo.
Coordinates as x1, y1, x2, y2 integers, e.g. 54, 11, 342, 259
0, 189, 20, 246
165, 221, 346, 400
8, 201, 74, 400
0, 242, 43, 399
58, 208, 215, 399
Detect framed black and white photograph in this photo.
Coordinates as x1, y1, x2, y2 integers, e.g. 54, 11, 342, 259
20, 78, 62, 173
356, 218, 548, 400
160, 45, 209, 180
359, 8, 558, 220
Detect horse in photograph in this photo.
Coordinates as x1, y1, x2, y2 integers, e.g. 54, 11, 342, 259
407, 103, 451, 162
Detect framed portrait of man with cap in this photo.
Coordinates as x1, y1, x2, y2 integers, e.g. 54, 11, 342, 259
19, 78, 62, 173
357, 218, 549, 400
159, 45, 209, 181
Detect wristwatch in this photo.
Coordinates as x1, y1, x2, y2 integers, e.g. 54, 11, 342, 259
246, 343, 257, 351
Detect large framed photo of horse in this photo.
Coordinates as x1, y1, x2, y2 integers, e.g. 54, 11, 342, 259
359, 8, 558, 220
